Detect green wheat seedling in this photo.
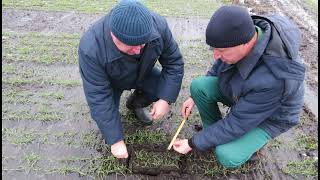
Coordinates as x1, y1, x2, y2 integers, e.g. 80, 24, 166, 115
23, 152, 42, 173
2, 89, 33, 104
3, 75, 80, 87
296, 133, 318, 151
3, 31, 79, 64
47, 166, 87, 176
81, 130, 101, 147
134, 150, 179, 169
40, 92, 65, 100
2, 0, 229, 17
282, 158, 318, 177
3, 109, 63, 122
2, 128, 37, 145
54, 131, 78, 146
125, 129, 167, 144
85, 156, 129, 177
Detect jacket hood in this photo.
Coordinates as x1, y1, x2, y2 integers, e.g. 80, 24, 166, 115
253, 14, 305, 81
253, 14, 302, 61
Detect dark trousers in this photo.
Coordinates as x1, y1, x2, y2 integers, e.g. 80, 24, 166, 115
113, 67, 161, 109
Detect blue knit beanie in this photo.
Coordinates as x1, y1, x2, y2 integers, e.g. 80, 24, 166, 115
110, 0, 153, 46
206, 5, 255, 48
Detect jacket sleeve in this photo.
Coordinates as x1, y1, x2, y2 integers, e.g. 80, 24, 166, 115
191, 81, 284, 151
78, 49, 124, 145
157, 20, 184, 103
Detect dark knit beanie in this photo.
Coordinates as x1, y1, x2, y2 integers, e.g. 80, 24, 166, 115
110, 0, 152, 46
206, 5, 255, 48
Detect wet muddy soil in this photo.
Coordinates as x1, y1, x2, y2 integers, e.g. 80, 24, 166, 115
2, 0, 318, 116
2, 0, 318, 179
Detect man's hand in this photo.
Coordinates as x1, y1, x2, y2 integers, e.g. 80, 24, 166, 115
173, 138, 192, 154
150, 99, 170, 120
181, 97, 195, 118
111, 140, 128, 158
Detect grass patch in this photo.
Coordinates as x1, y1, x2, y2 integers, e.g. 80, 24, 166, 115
3, 30, 211, 71
2, 127, 100, 148
2, 128, 37, 145
178, 39, 212, 68
184, 152, 262, 177
35, 111, 64, 121
48, 79, 80, 86
23, 152, 42, 172
120, 110, 143, 126
2, 167, 25, 172
2, 64, 16, 73
47, 166, 87, 176
54, 131, 78, 146
3, 31, 79, 64
187, 111, 201, 122
282, 158, 318, 177
40, 92, 65, 100
268, 138, 282, 149
2, 0, 229, 17
2, 108, 63, 121
303, 0, 318, 14
38, 104, 53, 113
5, 153, 126, 177
296, 133, 318, 150
125, 129, 167, 145
2, 77, 33, 86
81, 130, 100, 147
133, 150, 179, 169
2, 0, 116, 13
2, 89, 33, 104
144, 0, 225, 17
37, 107, 64, 121
47, 155, 128, 177
39, 133, 50, 144
2, 60, 80, 88
56, 156, 92, 163
3, 74, 80, 87
85, 156, 129, 177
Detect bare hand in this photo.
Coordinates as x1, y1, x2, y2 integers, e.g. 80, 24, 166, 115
173, 138, 192, 154
111, 140, 128, 158
150, 99, 170, 120
181, 97, 195, 118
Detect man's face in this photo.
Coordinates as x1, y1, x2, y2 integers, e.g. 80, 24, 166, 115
111, 32, 145, 55
212, 44, 246, 64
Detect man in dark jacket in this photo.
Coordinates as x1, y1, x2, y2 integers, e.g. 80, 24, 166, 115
78, 1, 184, 159
173, 5, 305, 168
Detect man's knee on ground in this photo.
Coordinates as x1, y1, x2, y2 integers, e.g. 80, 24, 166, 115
215, 146, 248, 168
190, 76, 208, 97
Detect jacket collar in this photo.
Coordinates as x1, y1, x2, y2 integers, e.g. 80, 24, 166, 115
103, 15, 161, 63
236, 22, 271, 79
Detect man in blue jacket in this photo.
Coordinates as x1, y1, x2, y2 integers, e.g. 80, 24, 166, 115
173, 5, 305, 168
78, 1, 183, 159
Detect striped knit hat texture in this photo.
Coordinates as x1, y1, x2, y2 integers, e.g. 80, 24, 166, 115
110, 0, 153, 46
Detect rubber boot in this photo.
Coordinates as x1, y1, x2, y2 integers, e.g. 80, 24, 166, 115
126, 90, 153, 125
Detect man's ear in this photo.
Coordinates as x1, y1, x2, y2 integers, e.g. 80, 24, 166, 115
243, 42, 250, 48
242, 41, 252, 52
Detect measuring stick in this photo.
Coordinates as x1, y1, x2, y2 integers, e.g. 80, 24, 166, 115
167, 117, 188, 150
